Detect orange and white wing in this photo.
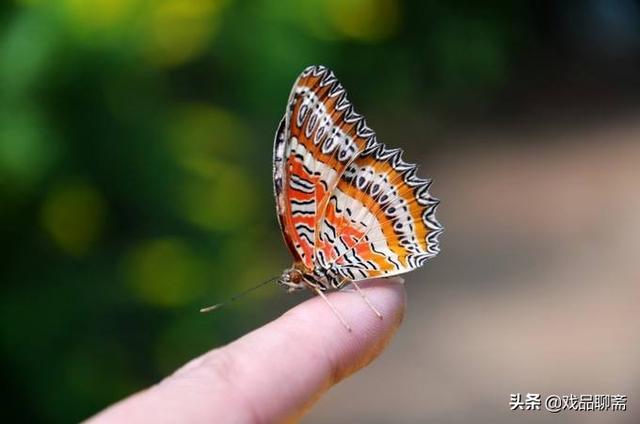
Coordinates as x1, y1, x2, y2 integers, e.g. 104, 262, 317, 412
319, 144, 442, 281
273, 66, 377, 269
274, 65, 442, 280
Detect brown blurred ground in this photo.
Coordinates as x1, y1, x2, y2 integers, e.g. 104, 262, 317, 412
306, 116, 640, 424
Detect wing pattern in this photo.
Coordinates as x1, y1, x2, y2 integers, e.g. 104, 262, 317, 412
274, 65, 442, 286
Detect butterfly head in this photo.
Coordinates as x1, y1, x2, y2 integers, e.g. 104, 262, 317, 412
277, 266, 306, 292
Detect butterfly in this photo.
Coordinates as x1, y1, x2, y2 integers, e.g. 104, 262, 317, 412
272, 65, 442, 328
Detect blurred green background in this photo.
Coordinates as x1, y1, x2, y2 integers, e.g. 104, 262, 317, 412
2, 0, 640, 422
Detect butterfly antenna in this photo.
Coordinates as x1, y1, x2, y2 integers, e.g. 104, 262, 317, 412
199, 276, 279, 313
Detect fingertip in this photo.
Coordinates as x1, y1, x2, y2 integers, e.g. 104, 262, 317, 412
88, 278, 408, 424
280, 277, 407, 376
339, 277, 407, 330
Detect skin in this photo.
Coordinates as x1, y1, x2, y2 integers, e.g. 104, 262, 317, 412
88, 277, 406, 423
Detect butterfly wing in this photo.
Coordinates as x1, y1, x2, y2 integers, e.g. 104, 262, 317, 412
274, 65, 442, 280
273, 66, 377, 269
318, 143, 442, 281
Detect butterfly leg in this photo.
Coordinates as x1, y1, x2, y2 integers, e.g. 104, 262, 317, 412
350, 281, 383, 319
314, 287, 352, 332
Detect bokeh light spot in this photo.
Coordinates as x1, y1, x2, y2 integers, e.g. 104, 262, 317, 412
0, 110, 58, 189
125, 238, 207, 307
170, 103, 249, 170
326, 0, 399, 42
62, 0, 134, 31
40, 180, 107, 256
0, 9, 57, 97
142, 0, 225, 67
168, 103, 256, 231
181, 163, 256, 231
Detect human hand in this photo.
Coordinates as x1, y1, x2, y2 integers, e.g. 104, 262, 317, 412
88, 278, 406, 423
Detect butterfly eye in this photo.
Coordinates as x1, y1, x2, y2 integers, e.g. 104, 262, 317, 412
289, 270, 303, 283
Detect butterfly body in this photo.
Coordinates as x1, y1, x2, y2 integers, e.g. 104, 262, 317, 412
278, 263, 346, 293
274, 66, 442, 295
